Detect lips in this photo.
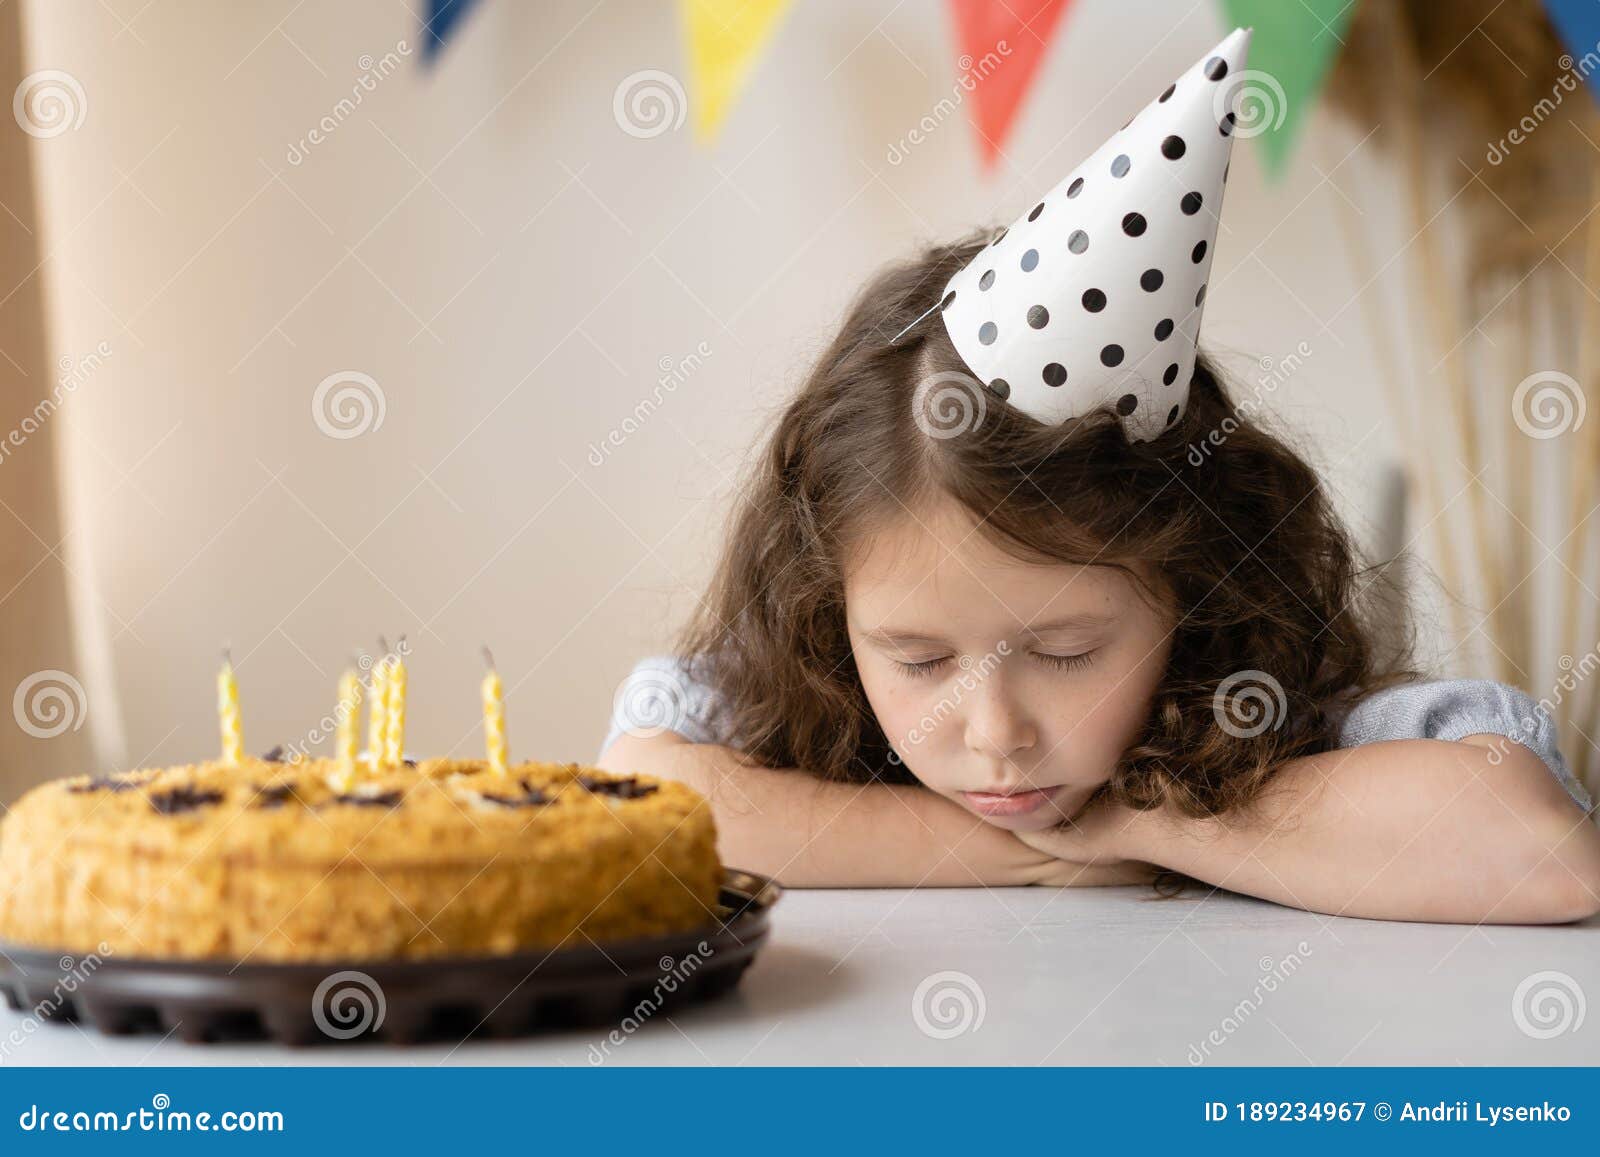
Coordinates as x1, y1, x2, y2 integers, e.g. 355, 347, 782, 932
959, 785, 1060, 817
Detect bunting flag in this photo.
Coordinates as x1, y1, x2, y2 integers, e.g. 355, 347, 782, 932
681, 0, 793, 143
418, 1, 1354, 182
421, 0, 483, 66
1543, 0, 1600, 105
948, 0, 1075, 172
1216, 0, 1351, 179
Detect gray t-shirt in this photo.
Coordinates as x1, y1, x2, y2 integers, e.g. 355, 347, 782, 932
599, 656, 1594, 813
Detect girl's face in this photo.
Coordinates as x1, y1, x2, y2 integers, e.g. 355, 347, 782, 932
844, 495, 1174, 833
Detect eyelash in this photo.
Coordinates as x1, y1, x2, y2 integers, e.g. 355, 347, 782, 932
893, 651, 1097, 679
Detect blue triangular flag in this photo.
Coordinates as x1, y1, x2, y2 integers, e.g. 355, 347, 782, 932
1544, 0, 1600, 106
422, 0, 482, 66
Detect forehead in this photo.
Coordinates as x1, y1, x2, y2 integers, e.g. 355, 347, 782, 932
844, 496, 1129, 628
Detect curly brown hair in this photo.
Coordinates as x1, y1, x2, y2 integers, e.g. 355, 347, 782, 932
675, 229, 1415, 832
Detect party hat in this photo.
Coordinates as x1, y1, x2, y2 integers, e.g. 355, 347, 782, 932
933, 27, 1252, 441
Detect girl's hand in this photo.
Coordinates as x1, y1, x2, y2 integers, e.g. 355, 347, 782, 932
1025, 858, 1163, 887
1013, 794, 1147, 868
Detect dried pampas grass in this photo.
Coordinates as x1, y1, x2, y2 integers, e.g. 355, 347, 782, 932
1322, 0, 1600, 783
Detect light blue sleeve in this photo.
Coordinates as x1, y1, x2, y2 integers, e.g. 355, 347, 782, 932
1335, 678, 1594, 812
596, 653, 725, 762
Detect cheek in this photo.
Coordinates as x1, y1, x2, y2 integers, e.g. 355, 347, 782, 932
864, 673, 940, 747
1024, 661, 1162, 775
858, 669, 967, 789
1064, 648, 1166, 750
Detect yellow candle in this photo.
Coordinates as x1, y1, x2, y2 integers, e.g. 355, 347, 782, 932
366, 647, 390, 768
217, 650, 244, 766
330, 666, 362, 791
481, 647, 509, 776
383, 643, 407, 767
336, 667, 362, 765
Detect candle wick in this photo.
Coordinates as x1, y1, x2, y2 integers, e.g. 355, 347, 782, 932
482, 645, 495, 669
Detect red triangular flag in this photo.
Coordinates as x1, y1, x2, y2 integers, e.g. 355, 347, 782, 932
948, 0, 1075, 172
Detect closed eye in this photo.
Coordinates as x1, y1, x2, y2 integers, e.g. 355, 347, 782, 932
892, 650, 1098, 679
1034, 650, 1097, 672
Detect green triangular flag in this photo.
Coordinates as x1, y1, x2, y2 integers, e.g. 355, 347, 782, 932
1218, 0, 1353, 180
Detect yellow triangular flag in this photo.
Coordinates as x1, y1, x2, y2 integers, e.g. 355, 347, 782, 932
681, 0, 792, 143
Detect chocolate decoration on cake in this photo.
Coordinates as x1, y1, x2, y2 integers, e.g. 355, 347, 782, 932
148, 786, 226, 815
478, 780, 554, 809
67, 776, 143, 795
0, 757, 722, 964
577, 774, 659, 799
332, 790, 403, 809
260, 745, 287, 762
252, 783, 296, 810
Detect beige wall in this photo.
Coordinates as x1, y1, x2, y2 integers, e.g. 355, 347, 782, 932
12, 0, 1414, 789
0, 0, 98, 799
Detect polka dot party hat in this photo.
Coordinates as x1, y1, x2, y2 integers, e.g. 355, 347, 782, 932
935, 27, 1252, 442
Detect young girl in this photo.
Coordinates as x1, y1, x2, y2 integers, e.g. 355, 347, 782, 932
598, 30, 1600, 925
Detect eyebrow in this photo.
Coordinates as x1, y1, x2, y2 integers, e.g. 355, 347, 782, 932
861, 612, 1116, 646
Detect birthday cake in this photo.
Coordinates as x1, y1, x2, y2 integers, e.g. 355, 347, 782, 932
0, 757, 723, 962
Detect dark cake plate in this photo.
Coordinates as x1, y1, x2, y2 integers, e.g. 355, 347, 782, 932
0, 868, 780, 1046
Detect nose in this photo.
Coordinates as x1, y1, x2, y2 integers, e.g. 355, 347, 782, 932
962, 667, 1037, 766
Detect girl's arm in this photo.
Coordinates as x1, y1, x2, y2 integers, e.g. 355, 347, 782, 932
597, 731, 1157, 888
1040, 736, 1600, 924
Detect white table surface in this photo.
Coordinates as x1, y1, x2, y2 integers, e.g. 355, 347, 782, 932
6, 886, 1597, 1066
